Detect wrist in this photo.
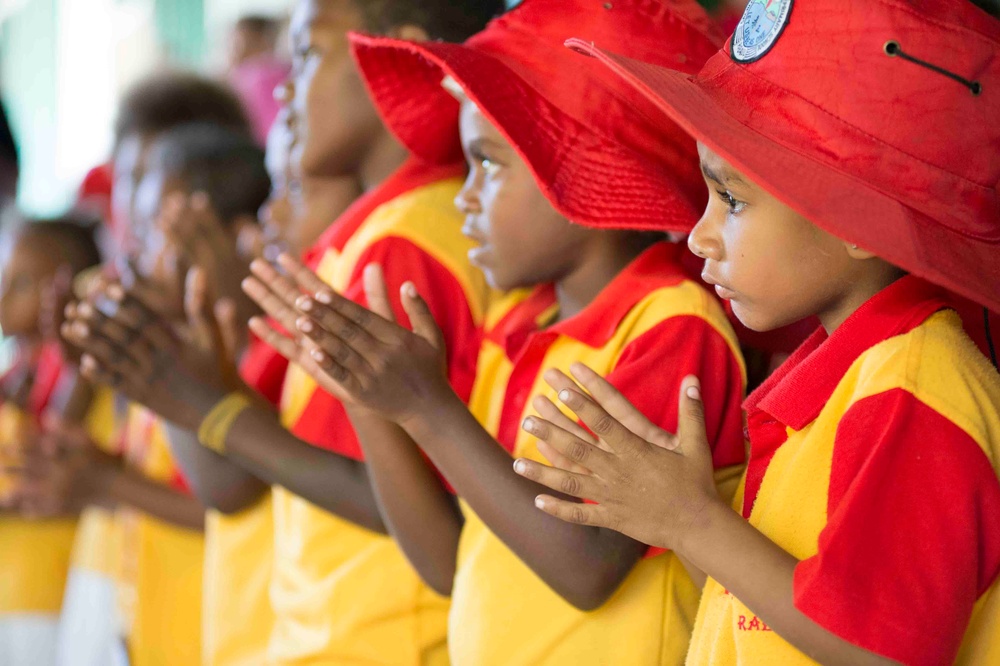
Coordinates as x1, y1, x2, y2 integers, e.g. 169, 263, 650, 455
675, 494, 733, 561
400, 388, 466, 443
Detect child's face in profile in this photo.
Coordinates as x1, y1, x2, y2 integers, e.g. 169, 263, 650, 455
0, 231, 59, 340
689, 142, 864, 333
284, 0, 383, 179
455, 99, 593, 292
131, 167, 188, 318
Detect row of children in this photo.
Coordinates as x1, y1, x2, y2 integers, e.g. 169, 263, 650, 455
2, 0, 999, 664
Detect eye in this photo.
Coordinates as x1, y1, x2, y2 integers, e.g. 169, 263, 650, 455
480, 157, 500, 176
716, 189, 746, 214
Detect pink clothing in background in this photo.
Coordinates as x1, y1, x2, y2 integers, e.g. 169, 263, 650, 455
229, 56, 291, 145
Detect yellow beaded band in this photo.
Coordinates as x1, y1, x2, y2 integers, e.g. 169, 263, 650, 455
197, 392, 252, 454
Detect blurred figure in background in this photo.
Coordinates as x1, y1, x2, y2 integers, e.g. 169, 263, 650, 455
227, 14, 291, 145
0, 215, 101, 666
42, 73, 254, 666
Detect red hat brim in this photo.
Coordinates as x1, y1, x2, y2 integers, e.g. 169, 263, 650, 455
570, 40, 1000, 313
352, 33, 705, 233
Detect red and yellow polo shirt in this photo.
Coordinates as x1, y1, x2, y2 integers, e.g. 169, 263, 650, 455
451, 242, 746, 666
0, 343, 77, 617
687, 276, 1000, 666
203, 338, 288, 666
271, 160, 492, 665
118, 406, 203, 666
67, 385, 124, 586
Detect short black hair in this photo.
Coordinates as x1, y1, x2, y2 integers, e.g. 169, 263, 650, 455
113, 72, 252, 151
149, 123, 271, 226
0, 98, 17, 171
970, 0, 1000, 17
19, 215, 102, 275
354, 0, 505, 42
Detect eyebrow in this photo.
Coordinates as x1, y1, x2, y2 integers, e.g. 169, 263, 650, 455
700, 162, 748, 188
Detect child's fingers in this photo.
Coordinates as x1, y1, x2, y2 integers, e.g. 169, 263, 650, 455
184, 267, 215, 350
250, 259, 305, 310
400, 282, 445, 350
248, 317, 298, 362
531, 493, 609, 528
276, 253, 338, 305
513, 458, 599, 502
554, 388, 645, 457
568, 363, 677, 450
296, 295, 382, 356
305, 345, 365, 396
295, 316, 371, 376
521, 415, 613, 477
676, 376, 711, 465
242, 276, 302, 335
531, 394, 598, 446
535, 438, 593, 476
362, 264, 395, 322
213, 299, 241, 365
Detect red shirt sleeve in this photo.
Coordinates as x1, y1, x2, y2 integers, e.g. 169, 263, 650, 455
345, 236, 481, 404
793, 389, 1000, 666
603, 315, 746, 556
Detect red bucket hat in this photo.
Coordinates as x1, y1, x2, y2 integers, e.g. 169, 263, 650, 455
349, 0, 724, 232
568, 0, 1000, 312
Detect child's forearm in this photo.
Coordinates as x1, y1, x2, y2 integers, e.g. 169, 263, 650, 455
404, 396, 645, 611
163, 423, 269, 515
100, 463, 206, 531
681, 502, 899, 666
350, 410, 463, 595
220, 406, 386, 533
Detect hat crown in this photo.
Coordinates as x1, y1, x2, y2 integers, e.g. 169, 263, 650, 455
466, 0, 723, 152
709, 0, 1000, 237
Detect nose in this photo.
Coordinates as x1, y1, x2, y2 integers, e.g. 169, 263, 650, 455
454, 170, 482, 216
687, 206, 723, 262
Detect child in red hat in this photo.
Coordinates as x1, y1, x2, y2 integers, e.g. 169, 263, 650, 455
241, 0, 748, 663
512, 1, 1000, 664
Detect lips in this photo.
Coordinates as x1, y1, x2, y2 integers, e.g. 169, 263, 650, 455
701, 270, 736, 301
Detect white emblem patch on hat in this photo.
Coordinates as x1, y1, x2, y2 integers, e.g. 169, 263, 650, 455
731, 0, 793, 63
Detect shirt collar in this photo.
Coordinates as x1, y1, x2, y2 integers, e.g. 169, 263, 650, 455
491, 241, 689, 357
745, 276, 950, 430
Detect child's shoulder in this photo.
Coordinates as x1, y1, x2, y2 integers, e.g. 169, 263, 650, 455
846, 309, 1000, 458
360, 175, 466, 239
619, 276, 738, 349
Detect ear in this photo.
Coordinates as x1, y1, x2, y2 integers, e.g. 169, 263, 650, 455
844, 241, 878, 261
387, 24, 430, 42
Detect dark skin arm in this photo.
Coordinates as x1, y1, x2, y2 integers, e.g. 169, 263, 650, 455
244, 255, 645, 610
12, 430, 206, 531
62, 279, 386, 532
252, 262, 463, 594
512, 365, 899, 665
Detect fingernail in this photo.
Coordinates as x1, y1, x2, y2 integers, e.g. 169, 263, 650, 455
298, 297, 314, 312
513, 459, 526, 474
310, 348, 325, 362
522, 417, 535, 434
403, 282, 417, 298
558, 390, 573, 404
534, 496, 546, 509
107, 284, 124, 300
686, 385, 701, 400
316, 291, 333, 305
297, 319, 313, 333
